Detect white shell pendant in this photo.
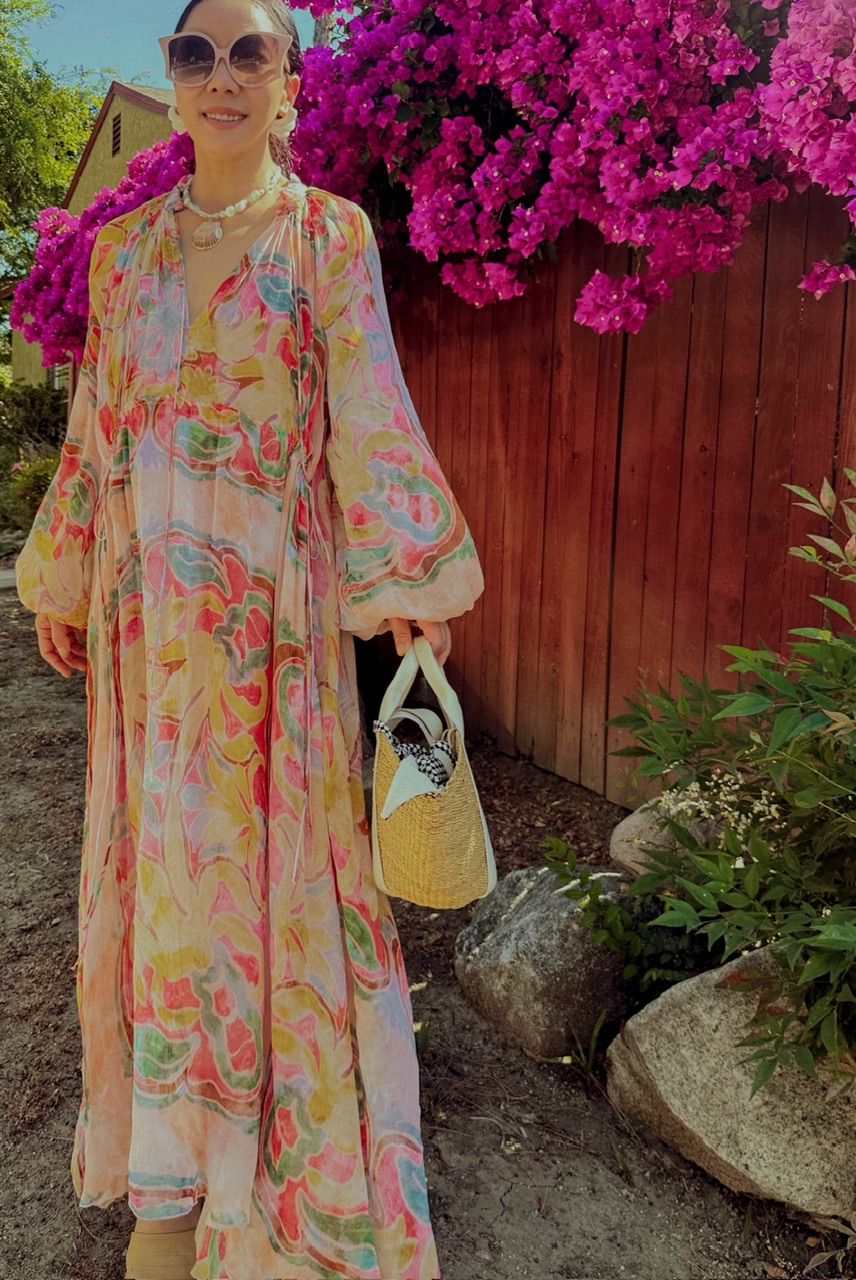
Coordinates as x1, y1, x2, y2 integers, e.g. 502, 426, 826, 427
191, 219, 224, 251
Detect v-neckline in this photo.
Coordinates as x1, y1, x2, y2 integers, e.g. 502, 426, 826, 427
166, 180, 294, 335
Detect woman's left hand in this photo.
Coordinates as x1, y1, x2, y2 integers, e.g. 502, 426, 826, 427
388, 618, 452, 666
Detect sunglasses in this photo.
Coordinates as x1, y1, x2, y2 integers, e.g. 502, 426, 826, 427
158, 30, 293, 87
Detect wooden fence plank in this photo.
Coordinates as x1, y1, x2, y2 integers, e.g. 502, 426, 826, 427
742, 193, 808, 654
432, 269, 475, 706
605, 278, 694, 803
513, 258, 559, 761
490, 288, 533, 755
704, 203, 769, 686
475, 299, 509, 745
578, 243, 627, 793
535, 226, 579, 776
783, 189, 849, 637
603, 302, 661, 803
540, 224, 606, 780
831, 276, 856, 625
670, 268, 727, 690
463, 301, 494, 731
638, 277, 694, 688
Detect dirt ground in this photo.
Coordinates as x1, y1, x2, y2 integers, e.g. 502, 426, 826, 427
0, 584, 851, 1280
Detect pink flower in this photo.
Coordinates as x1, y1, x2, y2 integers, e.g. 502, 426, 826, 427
16, 0, 856, 342
799, 260, 856, 299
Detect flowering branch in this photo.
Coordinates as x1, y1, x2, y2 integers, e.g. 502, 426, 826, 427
15, 0, 856, 362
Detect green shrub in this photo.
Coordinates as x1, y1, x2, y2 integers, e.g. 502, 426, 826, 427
0, 381, 67, 460
1, 455, 59, 529
548, 475, 856, 1096
0, 381, 67, 533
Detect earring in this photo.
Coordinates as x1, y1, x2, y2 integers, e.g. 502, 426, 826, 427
270, 102, 298, 139
167, 104, 187, 134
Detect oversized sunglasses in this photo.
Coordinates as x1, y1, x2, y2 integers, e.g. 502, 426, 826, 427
158, 30, 293, 87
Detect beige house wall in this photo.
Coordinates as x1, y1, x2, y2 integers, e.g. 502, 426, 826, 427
66, 106, 172, 218
11, 328, 49, 387
12, 89, 173, 387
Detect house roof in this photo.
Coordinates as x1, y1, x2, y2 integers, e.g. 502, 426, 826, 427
62, 79, 175, 209
0, 80, 175, 301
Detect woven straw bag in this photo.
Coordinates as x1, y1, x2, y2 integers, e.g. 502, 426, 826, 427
371, 635, 496, 909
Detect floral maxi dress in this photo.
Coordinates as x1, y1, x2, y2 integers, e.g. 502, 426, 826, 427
16, 177, 484, 1280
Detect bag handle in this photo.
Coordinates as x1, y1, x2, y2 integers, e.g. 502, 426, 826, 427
377, 635, 465, 737
386, 707, 445, 743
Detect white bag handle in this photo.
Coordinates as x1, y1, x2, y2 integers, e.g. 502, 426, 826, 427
377, 635, 465, 737
386, 707, 445, 743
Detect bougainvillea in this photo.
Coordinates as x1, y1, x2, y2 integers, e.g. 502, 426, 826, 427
14, 0, 856, 363
11, 134, 194, 365
290, 0, 792, 330
761, 0, 856, 295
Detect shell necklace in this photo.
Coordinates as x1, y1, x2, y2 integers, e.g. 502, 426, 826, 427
178, 164, 285, 251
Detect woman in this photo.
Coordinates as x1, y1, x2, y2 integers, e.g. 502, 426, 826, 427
15, 1, 484, 1277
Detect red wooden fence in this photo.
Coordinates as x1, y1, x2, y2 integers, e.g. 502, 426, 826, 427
388, 189, 856, 806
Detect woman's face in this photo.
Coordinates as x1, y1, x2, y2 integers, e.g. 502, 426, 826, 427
173, 0, 299, 158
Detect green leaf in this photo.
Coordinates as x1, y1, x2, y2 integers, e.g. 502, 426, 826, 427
820, 1011, 840, 1058
807, 534, 845, 557
743, 862, 762, 900
749, 1057, 777, 1096
793, 1045, 817, 1078
819, 477, 837, 515
805, 996, 833, 1032
784, 483, 824, 510
631, 871, 669, 894
789, 627, 832, 640
811, 595, 853, 624
676, 878, 718, 910
798, 953, 832, 985
792, 711, 833, 736
789, 546, 821, 563
792, 787, 825, 810
649, 900, 701, 929
711, 691, 772, 720
843, 504, 856, 537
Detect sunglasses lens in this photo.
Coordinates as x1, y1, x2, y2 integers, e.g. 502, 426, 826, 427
228, 33, 285, 84
168, 34, 215, 84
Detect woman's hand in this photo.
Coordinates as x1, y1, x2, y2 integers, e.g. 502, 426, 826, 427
387, 618, 452, 666
34, 613, 87, 678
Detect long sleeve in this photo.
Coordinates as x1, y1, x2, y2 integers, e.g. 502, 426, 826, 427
15, 224, 120, 627
319, 199, 484, 641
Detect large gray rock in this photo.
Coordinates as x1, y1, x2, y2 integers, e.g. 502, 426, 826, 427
607, 947, 856, 1229
610, 802, 670, 876
454, 866, 631, 1059
610, 801, 720, 878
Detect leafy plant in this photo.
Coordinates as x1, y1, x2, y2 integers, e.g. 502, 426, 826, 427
542, 836, 728, 1003
547, 477, 856, 1096
0, 381, 67, 461
4, 454, 59, 527
0, 381, 66, 532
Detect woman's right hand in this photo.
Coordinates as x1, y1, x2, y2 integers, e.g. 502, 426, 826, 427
34, 613, 87, 678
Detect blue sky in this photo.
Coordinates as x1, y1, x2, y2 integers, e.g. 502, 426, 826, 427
21, 1, 316, 87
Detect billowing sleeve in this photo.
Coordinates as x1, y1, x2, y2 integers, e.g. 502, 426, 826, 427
319, 198, 484, 641
15, 224, 119, 627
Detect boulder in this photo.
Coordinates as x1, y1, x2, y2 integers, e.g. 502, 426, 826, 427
454, 866, 632, 1059
606, 947, 856, 1229
610, 802, 671, 877
610, 801, 721, 878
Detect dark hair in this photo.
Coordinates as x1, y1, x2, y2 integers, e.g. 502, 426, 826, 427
173, 0, 303, 173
